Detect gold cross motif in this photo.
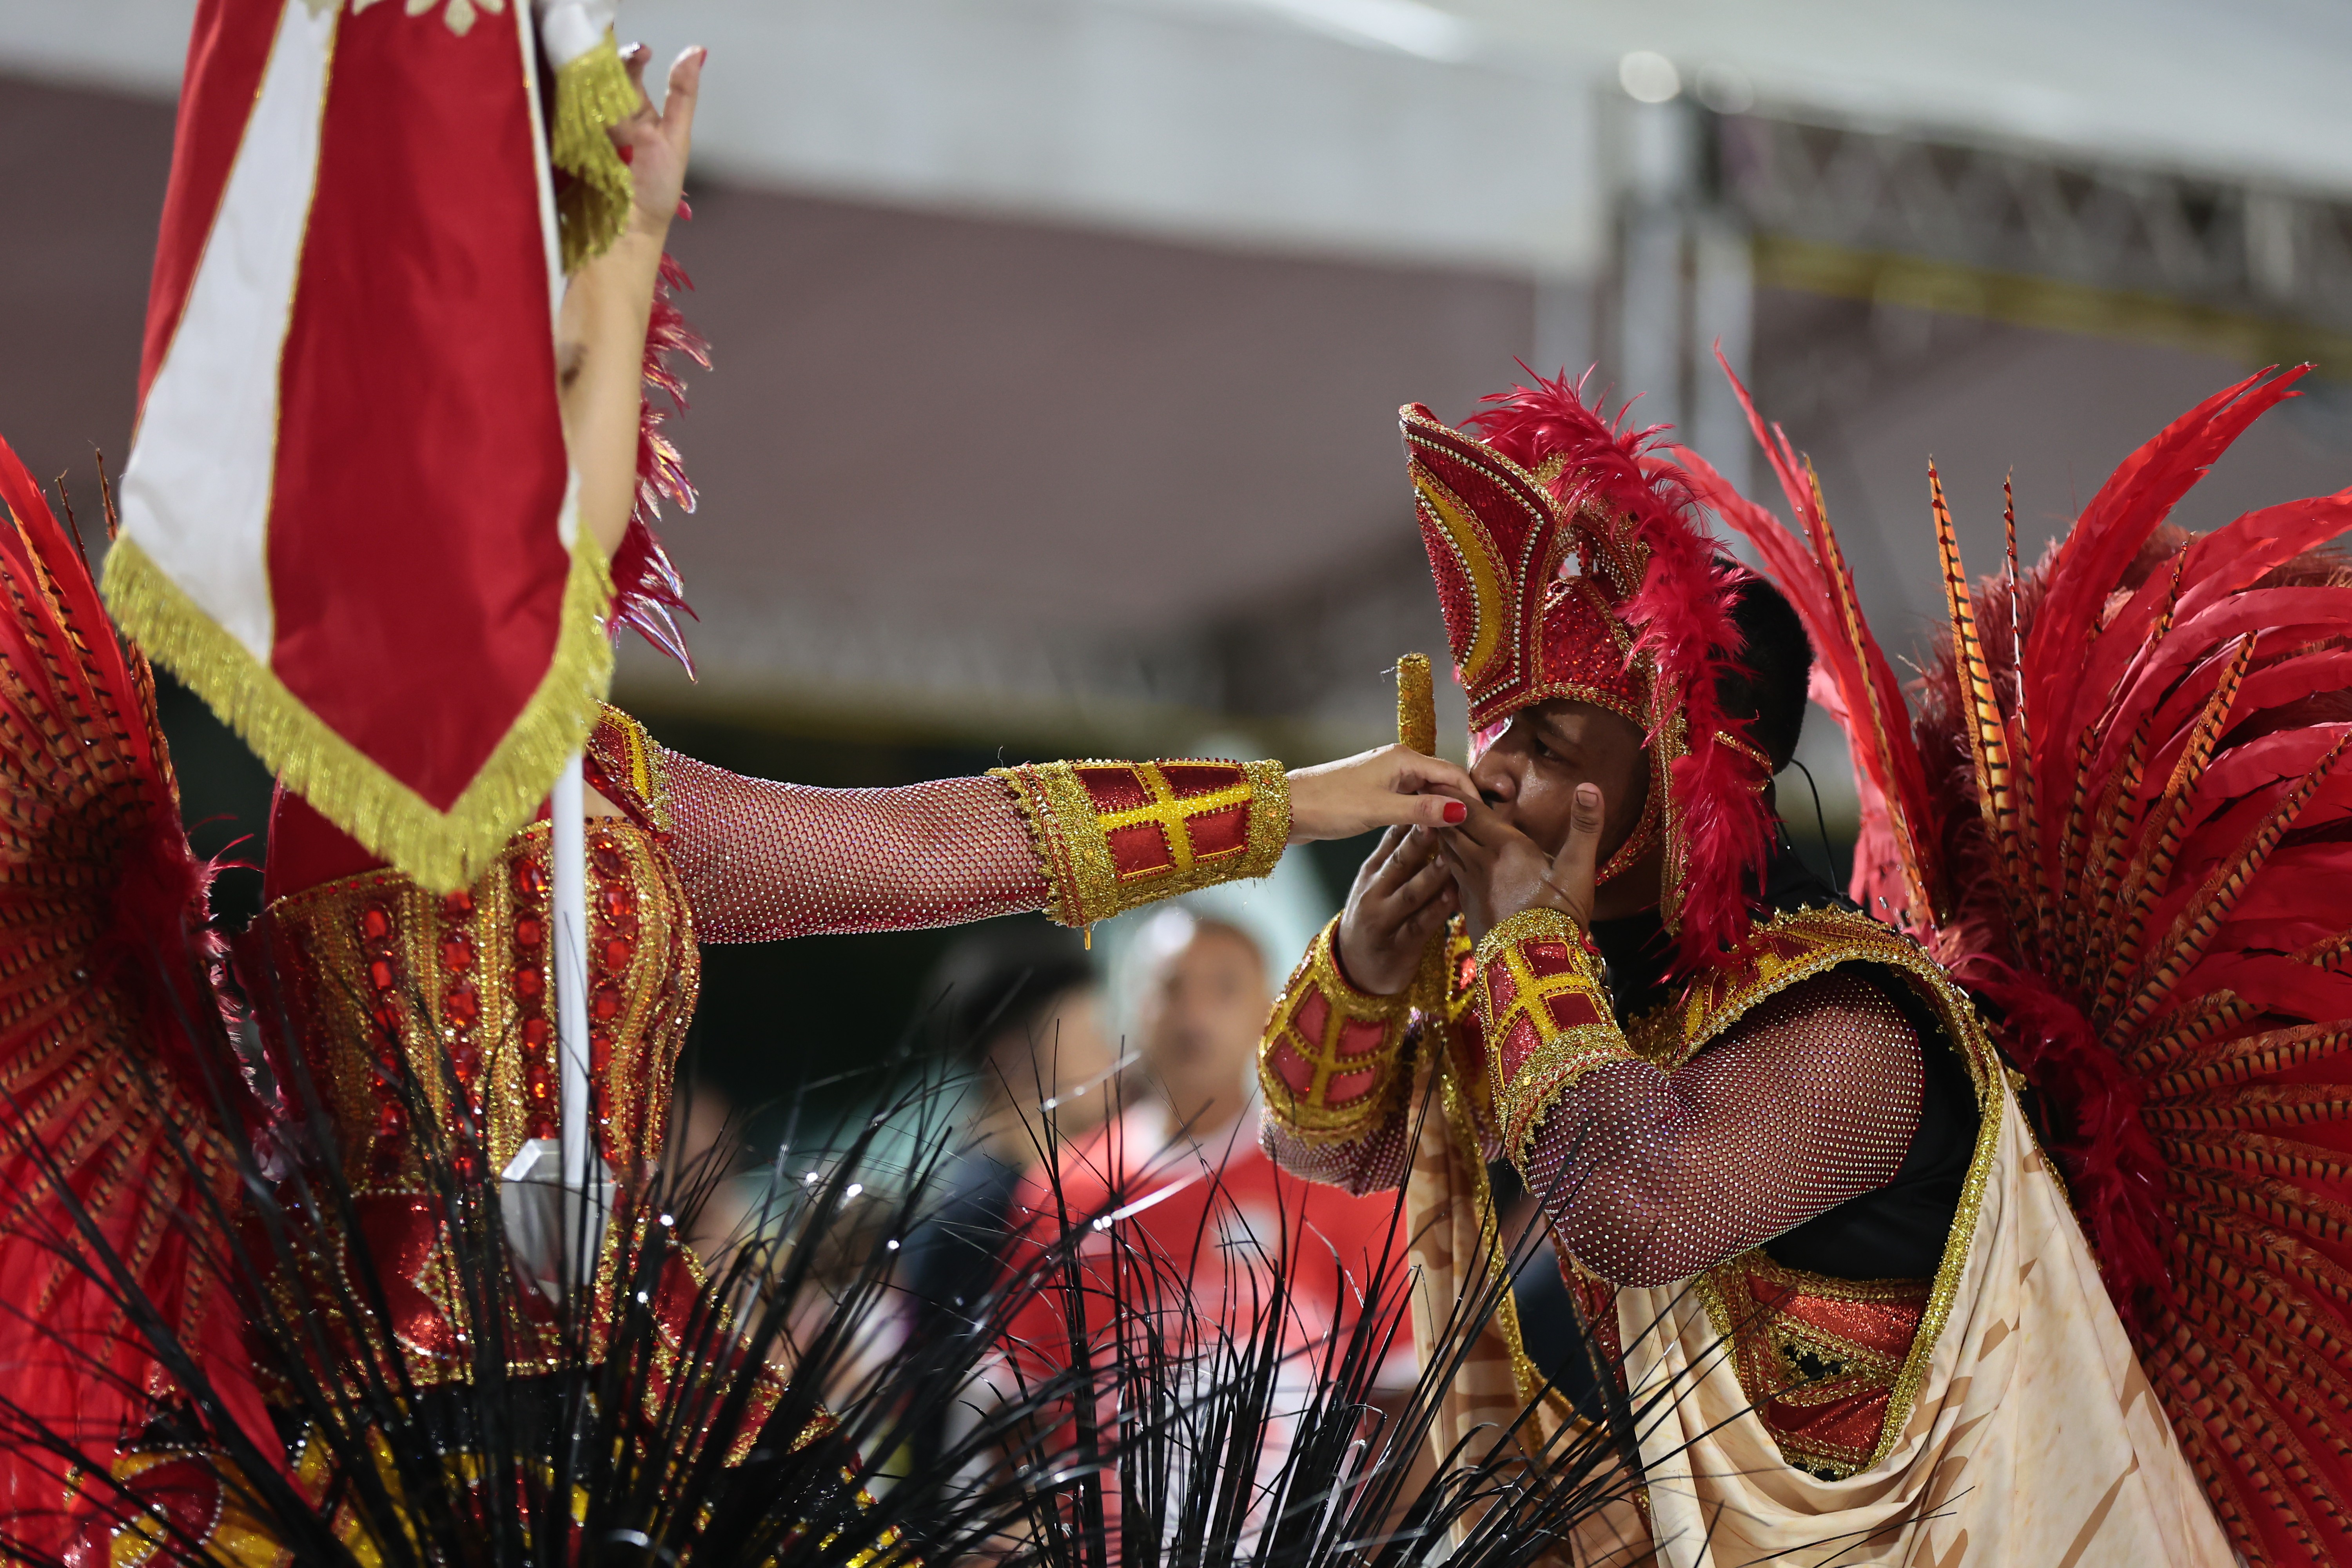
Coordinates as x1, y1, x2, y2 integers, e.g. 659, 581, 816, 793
1091, 766, 1254, 882
1482, 938, 1604, 1056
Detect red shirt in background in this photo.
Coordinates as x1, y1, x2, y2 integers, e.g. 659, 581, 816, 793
997, 1104, 1414, 1385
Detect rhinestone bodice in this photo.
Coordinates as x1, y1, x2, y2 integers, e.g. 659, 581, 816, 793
245, 816, 697, 1184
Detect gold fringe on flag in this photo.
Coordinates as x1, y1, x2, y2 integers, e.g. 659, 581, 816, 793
549, 30, 640, 271
101, 530, 617, 894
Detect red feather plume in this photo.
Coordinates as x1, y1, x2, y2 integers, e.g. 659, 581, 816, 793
610, 236, 708, 674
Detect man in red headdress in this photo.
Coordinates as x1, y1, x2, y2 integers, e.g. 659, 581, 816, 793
1254, 376, 2233, 1565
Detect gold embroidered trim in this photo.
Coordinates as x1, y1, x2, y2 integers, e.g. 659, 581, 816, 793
1258, 917, 1413, 1145
103, 529, 615, 894
588, 703, 671, 829
1689, 1250, 1930, 1479
1472, 907, 1638, 1167
991, 758, 1289, 929
1666, 902, 2006, 1474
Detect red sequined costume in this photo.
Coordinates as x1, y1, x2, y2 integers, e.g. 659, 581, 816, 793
1258, 376, 2249, 1565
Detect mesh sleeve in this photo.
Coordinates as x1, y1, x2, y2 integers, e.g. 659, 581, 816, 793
658, 748, 1050, 942
1260, 1109, 1412, 1196
1520, 970, 1924, 1288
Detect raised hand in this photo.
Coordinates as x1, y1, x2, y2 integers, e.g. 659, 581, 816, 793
1435, 783, 1605, 940
1285, 744, 1476, 843
558, 43, 703, 558
612, 43, 703, 240
1335, 826, 1458, 995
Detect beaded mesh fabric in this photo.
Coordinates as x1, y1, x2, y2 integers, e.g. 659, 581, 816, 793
1259, 968, 1923, 1287
656, 749, 1047, 941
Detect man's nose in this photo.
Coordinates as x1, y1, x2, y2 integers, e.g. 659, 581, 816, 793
1470, 751, 1515, 806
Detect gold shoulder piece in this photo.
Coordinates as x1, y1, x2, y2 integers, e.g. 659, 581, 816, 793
588, 704, 671, 830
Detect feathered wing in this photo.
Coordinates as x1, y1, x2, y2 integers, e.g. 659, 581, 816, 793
1699, 363, 2352, 1566
0, 437, 263, 1513
1679, 356, 1945, 929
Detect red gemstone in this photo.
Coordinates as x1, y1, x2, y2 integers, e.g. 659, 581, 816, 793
371, 1001, 402, 1035
452, 1043, 480, 1086
514, 858, 550, 896
521, 1016, 552, 1048
442, 988, 479, 1027
514, 915, 544, 949
443, 889, 475, 918
591, 840, 624, 875
514, 964, 544, 1000
590, 984, 622, 1022
439, 935, 475, 974
374, 1102, 406, 1140
598, 884, 635, 921
359, 906, 392, 941
601, 936, 633, 971
368, 957, 397, 993
526, 1072, 552, 1102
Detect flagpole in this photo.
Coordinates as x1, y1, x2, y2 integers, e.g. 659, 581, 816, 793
551, 750, 594, 1281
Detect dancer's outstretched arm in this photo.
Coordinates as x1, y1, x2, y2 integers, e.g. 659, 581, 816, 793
604, 715, 1475, 941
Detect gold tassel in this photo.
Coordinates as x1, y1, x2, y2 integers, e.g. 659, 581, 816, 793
549, 31, 640, 272
103, 529, 616, 893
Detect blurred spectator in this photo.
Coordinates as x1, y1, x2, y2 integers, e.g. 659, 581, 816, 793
897, 920, 1111, 1468
1004, 906, 1410, 1371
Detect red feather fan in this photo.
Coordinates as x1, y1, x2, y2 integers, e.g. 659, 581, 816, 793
1695, 358, 2352, 1568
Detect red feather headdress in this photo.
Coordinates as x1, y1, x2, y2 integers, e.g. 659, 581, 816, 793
1406, 370, 1775, 975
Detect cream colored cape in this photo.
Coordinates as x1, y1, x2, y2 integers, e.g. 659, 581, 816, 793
1404, 1048, 2233, 1568
1618, 1083, 2230, 1567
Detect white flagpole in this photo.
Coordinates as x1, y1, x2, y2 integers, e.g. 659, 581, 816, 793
551, 750, 595, 1279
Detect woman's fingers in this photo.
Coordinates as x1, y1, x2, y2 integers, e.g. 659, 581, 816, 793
660, 45, 704, 144
1390, 750, 1480, 804
619, 41, 655, 117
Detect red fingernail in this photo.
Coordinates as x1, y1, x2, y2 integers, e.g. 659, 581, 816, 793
1443, 801, 1467, 824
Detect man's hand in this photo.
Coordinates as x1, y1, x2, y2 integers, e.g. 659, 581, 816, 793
1335, 826, 1458, 995
1435, 783, 1606, 941
613, 43, 702, 240
1285, 745, 1477, 844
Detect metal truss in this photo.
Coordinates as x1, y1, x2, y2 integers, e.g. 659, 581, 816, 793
1716, 111, 2352, 339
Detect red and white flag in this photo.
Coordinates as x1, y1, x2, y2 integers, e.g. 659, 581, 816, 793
108, 0, 634, 891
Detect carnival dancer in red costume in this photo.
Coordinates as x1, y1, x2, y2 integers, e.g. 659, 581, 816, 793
1258, 366, 2352, 1564
0, 30, 1479, 1568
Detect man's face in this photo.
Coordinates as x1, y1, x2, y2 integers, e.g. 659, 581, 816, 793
1137, 924, 1269, 1129
1469, 698, 1651, 862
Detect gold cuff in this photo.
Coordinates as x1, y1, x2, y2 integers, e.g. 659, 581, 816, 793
991, 758, 1290, 929
1473, 907, 1635, 1167
1258, 918, 1413, 1144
